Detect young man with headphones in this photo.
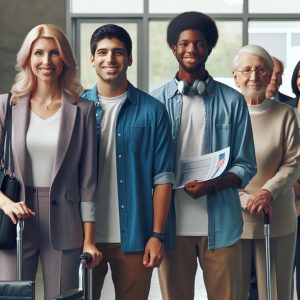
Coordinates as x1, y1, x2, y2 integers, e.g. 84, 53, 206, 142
151, 11, 257, 300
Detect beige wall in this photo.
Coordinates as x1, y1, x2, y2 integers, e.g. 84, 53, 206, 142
0, 0, 66, 93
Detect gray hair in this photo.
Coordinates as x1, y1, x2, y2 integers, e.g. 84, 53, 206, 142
232, 44, 274, 72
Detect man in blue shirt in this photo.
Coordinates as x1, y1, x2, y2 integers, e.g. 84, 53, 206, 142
81, 24, 175, 300
151, 12, 257, 300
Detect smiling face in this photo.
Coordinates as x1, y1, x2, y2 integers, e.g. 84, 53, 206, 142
90, 37, 132, 87
233, 53, 272, 104
172, 29, 211, 81
30, 37, 64, 85
297, 69, 300, 93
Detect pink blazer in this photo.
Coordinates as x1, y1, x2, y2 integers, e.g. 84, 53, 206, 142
0, 92, 97, 251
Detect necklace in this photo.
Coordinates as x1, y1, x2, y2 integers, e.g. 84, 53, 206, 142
45, 101, 55, 110
31, 98, 60, 110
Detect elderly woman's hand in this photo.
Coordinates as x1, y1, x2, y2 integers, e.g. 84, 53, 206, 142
246, 189, 273, 216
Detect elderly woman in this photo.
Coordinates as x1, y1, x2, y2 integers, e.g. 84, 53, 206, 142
232, 45, 300, 300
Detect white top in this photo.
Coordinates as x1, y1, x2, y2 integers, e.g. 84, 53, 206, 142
175, 91, 208, 236
25, 109, 61, 187
95, 92, 127, 243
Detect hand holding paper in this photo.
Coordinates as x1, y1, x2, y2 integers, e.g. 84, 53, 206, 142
184, 180, 216, 199
174, 147, 230, 189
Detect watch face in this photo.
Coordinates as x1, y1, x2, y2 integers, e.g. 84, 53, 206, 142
152, 232, 165, 242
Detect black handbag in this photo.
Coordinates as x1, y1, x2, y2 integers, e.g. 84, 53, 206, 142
0, 220, 35, 299
0, 93, 20, 249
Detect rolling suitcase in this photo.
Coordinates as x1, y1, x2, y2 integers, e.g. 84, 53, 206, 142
0, 219, 35, 299
264, 213, 272, 300
52, 252, 93, 300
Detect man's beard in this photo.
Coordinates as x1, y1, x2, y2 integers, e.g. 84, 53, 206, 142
178, 60, 205, 74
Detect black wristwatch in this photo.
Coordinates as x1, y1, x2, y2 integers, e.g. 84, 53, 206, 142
152, 232, 166, 242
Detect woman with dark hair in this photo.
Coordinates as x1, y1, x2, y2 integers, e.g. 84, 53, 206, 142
0, 24, 101, 299
291, 60, 300, 107
289, 60, 300, 299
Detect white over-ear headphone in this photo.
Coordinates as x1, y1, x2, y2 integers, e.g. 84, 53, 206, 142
177, 79, 206, 96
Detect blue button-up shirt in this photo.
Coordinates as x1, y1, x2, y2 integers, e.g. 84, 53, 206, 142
81, 82, 175, 252
151, 76, 257, 249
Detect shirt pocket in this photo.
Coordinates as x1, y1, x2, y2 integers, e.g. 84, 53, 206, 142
215, 123, 232, 147
129, 126, 150, 154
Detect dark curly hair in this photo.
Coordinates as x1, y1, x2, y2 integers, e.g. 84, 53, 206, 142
167, 11, 218, 49
90, 24, 132, 56
291, 60, 300, 97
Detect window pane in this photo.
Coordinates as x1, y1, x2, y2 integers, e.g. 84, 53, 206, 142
71, 0, 143, 14
249, 0, 300, 13
249, 21, 300, 96
79, 22, 137, 90
207, 21, 242, 88
149, 21, 177, 91
149, 20, 242, 92
149, 0, 242, 14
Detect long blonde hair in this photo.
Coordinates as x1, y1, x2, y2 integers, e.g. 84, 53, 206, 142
11, 24, 83, 104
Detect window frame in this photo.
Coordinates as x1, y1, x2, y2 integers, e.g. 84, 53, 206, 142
66, 0, 300, 92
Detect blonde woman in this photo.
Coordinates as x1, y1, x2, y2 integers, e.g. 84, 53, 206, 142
0, 24, 101, 299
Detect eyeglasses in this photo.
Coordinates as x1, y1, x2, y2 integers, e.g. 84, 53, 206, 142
235, 66, 267, 77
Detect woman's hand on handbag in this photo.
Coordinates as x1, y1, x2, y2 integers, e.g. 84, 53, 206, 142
1, 199, 35, 224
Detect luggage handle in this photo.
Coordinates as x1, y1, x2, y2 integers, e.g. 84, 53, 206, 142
16, 219, 24, 281
79, 252, 92, 299
264, 212, 270, 225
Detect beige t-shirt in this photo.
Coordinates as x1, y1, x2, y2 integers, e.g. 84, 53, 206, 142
241, 98, 300, 239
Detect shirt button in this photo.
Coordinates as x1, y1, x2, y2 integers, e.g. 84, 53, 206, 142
117, 133, 121, 137
121, 205, 125, 209
118, 154, 122, 158
96, 114, 99, 117
120, 179, 123, 183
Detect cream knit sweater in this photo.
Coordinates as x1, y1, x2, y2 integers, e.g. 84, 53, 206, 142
240, 98, 300, 239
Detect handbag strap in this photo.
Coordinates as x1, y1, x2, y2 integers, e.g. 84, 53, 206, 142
3, 92, 14, 174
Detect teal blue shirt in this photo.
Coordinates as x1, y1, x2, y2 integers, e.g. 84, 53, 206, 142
151, 76, 257, 249
81, 82, 175, 252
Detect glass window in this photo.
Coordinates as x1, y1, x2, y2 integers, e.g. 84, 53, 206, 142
207, 21, 242, 88
70, 0, 143, 14
249, 21, 300, 96
249, 0, 300, 13
79, 22, 138, 90
149, 21, 177, 91
149, 20, 242, 91
149, 0, 242, 14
